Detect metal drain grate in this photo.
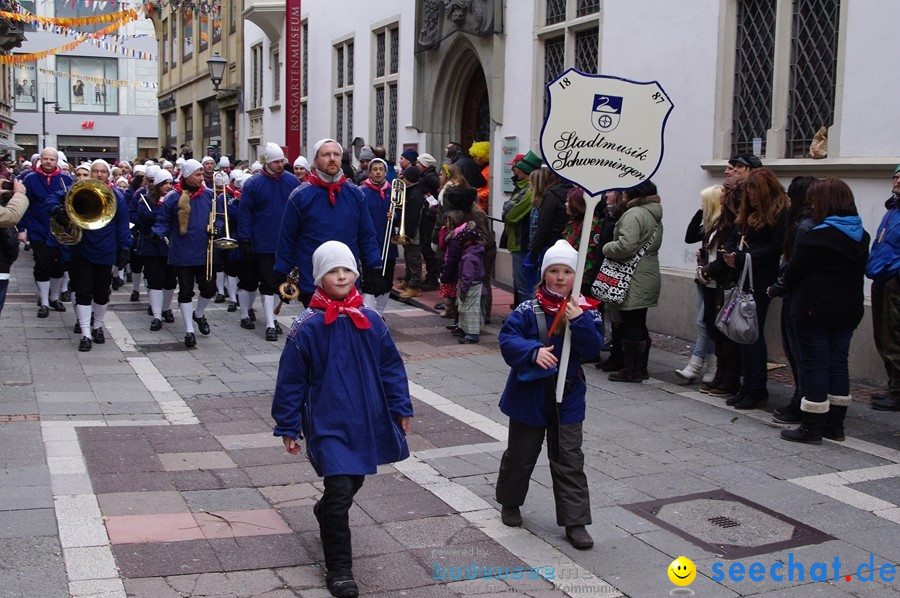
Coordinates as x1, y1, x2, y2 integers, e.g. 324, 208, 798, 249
623, 490, 833, 559
708, 516, 741, 529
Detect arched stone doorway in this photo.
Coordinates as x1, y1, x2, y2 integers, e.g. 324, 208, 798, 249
460, 63, 490, 151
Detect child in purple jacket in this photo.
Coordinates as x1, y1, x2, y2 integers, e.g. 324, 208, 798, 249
455, 223, 485, 344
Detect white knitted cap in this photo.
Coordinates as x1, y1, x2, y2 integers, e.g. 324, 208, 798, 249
201, 156, 216, 165
145, 164, 161, 182
154, 170, 174, 186
540, 239, 578, 278
293, 155, 309, 169
313, 138, 343, 157
262, 142, 285, 164
218, 156, 230, 168
312, 241, 359, 287
250, 161, 262, 173
180, 159, 203, 179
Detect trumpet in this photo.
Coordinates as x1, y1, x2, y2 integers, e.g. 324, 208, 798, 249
389, 178, 411, 247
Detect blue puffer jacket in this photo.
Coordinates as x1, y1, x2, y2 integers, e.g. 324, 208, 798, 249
867, 196, 899, 285
498, 300, 604, 427
238, 170, 300, 254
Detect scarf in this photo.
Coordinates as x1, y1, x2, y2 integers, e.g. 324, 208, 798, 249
41, 166, 61, 186
173, 181, 206, 200
307, 286, 371, 329
307, 170, 347, 205
362, 178, 390, 200
535, 284, 598, 337
262, 165, 282, 179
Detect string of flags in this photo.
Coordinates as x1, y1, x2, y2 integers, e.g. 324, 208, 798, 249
39, 67, 159, 89
0, 7, 139, 27
0, 13, 136, 64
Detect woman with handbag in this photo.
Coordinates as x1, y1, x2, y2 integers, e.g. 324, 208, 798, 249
721, 168, 789, 409
600, 180, 663, 382
768, 178, 869, 444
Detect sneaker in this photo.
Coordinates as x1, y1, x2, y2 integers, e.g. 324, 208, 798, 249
78, 336, 92, 352
91, 328, 105, 344
73, 321, 82, 334
501, 506, 522, 527
192, 313, 210, 335
240, 317, 255, 329
248, 308, 256, 322
265, 327, 278, 341
565, 525, 594, 550
49, 299, 66, 312
326, 575, 359, 598
37, 305, 49, 318
214, 293, 225, 304
399, 287, 422, 299
227, 301, 237, 313
130, 290, 139, 302
162, 309, 175, 323
150, 318, 162, 331
184, 332, 196, 348
459, 334, 480, 344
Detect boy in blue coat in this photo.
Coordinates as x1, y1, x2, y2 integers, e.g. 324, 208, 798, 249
272, 240, 412, 598
495, 239, 603, 550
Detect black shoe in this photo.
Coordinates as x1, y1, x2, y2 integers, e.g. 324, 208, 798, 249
240, 317, 255, 329
565, 525, 594, 550
726, 386, 749, 406
37, 305, 49, 318
501, 506, 522, 527
111, 277, 123, 291
78, 336, 92, 352
772, 411, 801, 424
421, 281, 439, 292
91, 328, 105, 344
265, 327, 278, 341
274, 321, 283, 335
871, 394, 900, 412
126, 272, 132, 283
192, 313, 210, 335
162, 309, 175, 323
147, 305, 153, 316
184, 332, 196, 348
434, 302, 445, 311
227, 301, 237, 313
458, 335, 480, 344
130, 290, 139, 302
248, 307, 256, 322
326, 575, 359, 598
214, 293, 225, 304
781, 425, 823, 445
49, 300, 66, 312
74, 321, 82, 334
150, 318, 162, 331
597, 356, 623, 371
59, 291, 71, 302
734, 389, 768, 410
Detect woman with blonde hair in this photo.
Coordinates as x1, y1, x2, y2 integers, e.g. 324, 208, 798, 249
676, 184, 723, 382
524, 167, 570, 292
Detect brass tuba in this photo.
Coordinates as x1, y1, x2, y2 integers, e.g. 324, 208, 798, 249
50, 179, 117, 245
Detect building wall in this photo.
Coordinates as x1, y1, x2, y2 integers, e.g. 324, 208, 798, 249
10, 6, 158, 162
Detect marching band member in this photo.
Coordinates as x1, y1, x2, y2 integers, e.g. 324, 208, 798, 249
138, 169, 178, 331
360, 158, 395, 315
212, 171, 229, 304
222, 171, 247, 312
50, 159, 131, 351
201, 156, 216, 189
292, 156, 310, 183
238, 142, 300, 340
20, 147, 74, 317
151, 159, 223, 348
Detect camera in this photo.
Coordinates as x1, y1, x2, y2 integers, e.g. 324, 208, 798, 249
0, 179, 12, 207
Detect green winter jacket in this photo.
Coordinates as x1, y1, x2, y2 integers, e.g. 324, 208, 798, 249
502, 179, 533, 252
602, 194, 664, 311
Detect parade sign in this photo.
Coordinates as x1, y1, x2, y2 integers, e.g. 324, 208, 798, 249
540, 69, 673, 196
540, 69, 672, 402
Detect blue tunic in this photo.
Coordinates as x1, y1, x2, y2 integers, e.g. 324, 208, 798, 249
271, 306, 413, 477
498, 301, 604, 427
238, 171, 300, 254
275, 182, 382, 293
135, 192, 168, 258
152, 187, 223, 267
21, 170, 74, 242
360, 183, 398, 261
72, 188, 131, 264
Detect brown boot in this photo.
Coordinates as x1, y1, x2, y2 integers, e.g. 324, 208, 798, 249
608, 340, 645, 382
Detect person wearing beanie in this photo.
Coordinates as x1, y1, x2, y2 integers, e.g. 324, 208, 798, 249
238, 141, 301, 340
494, 238, 602, 550
501, 151, 540, 305
359, 158, 395, 315
200, 155, 216, 189
218, 156, 231, 174
74, 162, 92, 180
272, 240, 412, 598
372, 145, 396, 183
250, 161, 262, 174
293, 155, 310, 182
136, 166, 178, 331
20, 147, 74, 318
399, 148, 419, 172
453, 223, 486, 344
416, 153, 442, 290
469, 141, 491, 213
866, 165, 900, 412
395, 165, 427, 299
444, 141, 486, 189
274, 139, 388, 306
151, 158, 224, 348
353, 147, 376, 185
46, 158, 131, 351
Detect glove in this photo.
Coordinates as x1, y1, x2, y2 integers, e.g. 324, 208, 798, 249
115, 250, 130, 270
240, 240, 253, 256
149, 232, 162, 245
51, 205, 69, 227
360, 268, 391, 296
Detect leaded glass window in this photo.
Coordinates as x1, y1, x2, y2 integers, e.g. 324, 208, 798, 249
375, 86, 385, 146
574, 28, 598, 74
390, 27, 399, 74
336, 96, 343, 146
546, 0, 565, 25
388, 83, 398, 161
576, 0, 599, 17
346, 91, 353, 148
347, 42, 354, 86
732, 0, 776, 156
376, 32, 385, 78
336, 46, 344, 88
544, 35, 565, 116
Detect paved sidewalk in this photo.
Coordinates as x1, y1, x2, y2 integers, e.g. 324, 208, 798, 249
0, 252, 898, 597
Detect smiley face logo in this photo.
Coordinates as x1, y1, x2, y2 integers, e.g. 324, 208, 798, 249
668, 556, 696, 586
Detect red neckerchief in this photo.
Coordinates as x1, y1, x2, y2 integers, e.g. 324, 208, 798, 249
307, 170, 348, 206
308, 286, 371, 329
40, 166, 61, 186
362, 178, 390, 200
261, 165, 282, 180
535, 284, 598, 314
173, 181, 206, 200
225, 184, 240, 199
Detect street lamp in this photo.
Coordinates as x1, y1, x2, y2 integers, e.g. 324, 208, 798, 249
207, 51, 227, 91
41, 99, 58, 150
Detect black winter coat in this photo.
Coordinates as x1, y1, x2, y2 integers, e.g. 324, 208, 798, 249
724, 210, 789, 291
528, 182, 572, 257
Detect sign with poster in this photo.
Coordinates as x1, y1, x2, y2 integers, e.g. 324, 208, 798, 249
539, 68, 672, 402
540, 69, 673, 196
13, 63, 36, 110
500, 136, 518, 194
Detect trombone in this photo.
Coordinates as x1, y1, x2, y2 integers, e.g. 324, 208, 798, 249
206, 174, 238, 281
380, 179, 406, 275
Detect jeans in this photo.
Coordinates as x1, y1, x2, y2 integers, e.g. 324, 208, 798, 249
739, 291, 771, 391
511, 251, 530, 305
795, 323, 853, 404
692, 283, 715, 357
780, 296, 804, 397
872, 276, 900, 400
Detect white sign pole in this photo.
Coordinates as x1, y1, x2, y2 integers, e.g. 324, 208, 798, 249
540, 69, 673, 402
